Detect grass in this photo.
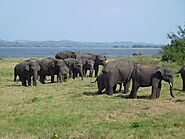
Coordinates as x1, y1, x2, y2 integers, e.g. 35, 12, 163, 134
0, 56, 185, 139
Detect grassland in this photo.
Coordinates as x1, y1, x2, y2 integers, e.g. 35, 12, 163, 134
0, 56, 185, 139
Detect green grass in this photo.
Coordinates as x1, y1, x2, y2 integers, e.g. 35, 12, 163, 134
0, 56, 185, 139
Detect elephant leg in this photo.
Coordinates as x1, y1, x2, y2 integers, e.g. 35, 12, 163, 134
118, 83, 122, 92
84, 69, 87, 77
106, 81, 114, 96
90, 68, 93, 77
51, 75, 54, 83
69, 69, 72, 79
40, 75, 45, 84
113, 84, 117, 93
156, 81, 162, 98
28, 77, 31, 86
182, 78, 185, 91
124, 80, 131, 94
151, 78, 160, 99
128, 81, 139, 98
94, 65, 99, 77
97, 86, 104, 94
22, 78, 27, 86
72, 71, 76, 79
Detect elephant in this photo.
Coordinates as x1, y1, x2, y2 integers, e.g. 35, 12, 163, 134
133, 52, 142, 56
92, 73, 127, 94
64, 58, 84, 80
14, 59, 40, 86
176, 66, 185, 91
102, 60, 134, 95
55, 51, 77, 60
56, 59, 69, 82
78, 53, 106, 77
128, 64, 174, 99
79, 58, 95, 77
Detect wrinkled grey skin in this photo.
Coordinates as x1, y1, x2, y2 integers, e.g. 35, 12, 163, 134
64, 58, 84, 80
102, 60, 134, 95
14, 59, 40, 86
129, 64, 174, 99
79, 58, 95, 77
39, 57, 58, 83
92, 73, 128, 94
56, 59, 69, 82
55, 51, 77, 60
78, 53, 106, 77
176, 66, 185, 91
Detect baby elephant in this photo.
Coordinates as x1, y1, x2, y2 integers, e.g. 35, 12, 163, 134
129, 64, 174, 99
92, 73, 125, 95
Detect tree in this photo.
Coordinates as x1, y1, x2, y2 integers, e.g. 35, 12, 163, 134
161, 24, 185, 65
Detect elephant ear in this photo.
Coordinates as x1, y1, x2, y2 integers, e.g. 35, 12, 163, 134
24, 65, 29, 71
156, 68, 165, 76
49, 62, 55, 68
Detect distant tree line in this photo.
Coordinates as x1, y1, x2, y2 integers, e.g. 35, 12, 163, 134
161, 24, 185, 65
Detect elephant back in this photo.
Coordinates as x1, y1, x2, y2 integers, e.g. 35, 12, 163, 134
55, 51, 77, 60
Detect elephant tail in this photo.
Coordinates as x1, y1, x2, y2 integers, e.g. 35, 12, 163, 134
91, 78, 97, 83
175, 70, 180, 74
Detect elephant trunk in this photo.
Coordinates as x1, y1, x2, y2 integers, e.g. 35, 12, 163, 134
58, 72, 63, 83
33, 71, 38, 86
169, 82, 174, 98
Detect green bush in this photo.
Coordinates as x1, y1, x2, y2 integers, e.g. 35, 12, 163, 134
161, 25, 185, 65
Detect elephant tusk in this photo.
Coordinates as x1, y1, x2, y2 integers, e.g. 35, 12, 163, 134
169, 83, 173, 86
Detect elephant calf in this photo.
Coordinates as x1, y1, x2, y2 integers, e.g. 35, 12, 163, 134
80, 58, 95, 77
92, 73, 126, 94
129, 64, 174, 99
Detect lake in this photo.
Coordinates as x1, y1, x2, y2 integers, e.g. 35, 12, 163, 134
0, 47, 161, 58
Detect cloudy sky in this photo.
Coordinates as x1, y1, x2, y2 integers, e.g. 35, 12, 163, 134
0, 0, 184, 44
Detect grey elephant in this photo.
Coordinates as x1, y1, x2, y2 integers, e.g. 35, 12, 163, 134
92, 73, 125, 94
64, 58, 84, 80
129, 64, 174, 99
78, 53, 106, 77
56, 59, 69, 82
79, 58, 95, 77
39, 57, 58, 83
14, 59, 40, 86
55, 51, 77, 60
176, 66, 185, 91
102, 60, 134, 95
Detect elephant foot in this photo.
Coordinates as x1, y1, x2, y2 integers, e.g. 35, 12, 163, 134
97, 91, 103, 95
128, 94, 137, 99
150, 96, 157, 99
107, 92, 113, 96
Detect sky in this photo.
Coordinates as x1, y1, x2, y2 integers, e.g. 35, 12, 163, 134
0, 0, 185, 44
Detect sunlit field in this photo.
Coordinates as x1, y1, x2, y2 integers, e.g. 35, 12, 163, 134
0, 56, 185, 139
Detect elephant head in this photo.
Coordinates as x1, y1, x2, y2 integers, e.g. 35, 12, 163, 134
27, 59, 41, 86
73, 60, 84, 80
95, 55, 106, 66
156, 67, 174, 97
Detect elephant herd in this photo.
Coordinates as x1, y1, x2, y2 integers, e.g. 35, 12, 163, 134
14, 51, 106, 85
14, 50, 185, 99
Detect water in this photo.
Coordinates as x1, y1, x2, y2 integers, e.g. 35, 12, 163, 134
0, 46, 161, 58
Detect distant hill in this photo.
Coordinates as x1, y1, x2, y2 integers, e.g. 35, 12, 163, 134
0, 39, 162, 48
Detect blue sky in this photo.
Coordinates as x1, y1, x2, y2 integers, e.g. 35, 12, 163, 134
0, 0, 184, 44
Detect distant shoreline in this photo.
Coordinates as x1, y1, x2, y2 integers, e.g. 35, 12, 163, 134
0, 46, 162, 49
